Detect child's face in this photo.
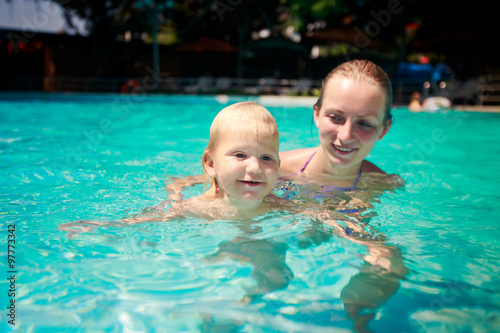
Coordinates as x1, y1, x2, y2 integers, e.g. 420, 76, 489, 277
205, 129, 279, 207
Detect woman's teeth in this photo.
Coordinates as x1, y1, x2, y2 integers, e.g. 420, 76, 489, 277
335, 145, 355, 152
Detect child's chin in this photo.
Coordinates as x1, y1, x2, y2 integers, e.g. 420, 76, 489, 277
240, 193, 264, 203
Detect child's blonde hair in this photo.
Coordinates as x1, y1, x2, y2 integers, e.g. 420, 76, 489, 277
202, 101, 279, 192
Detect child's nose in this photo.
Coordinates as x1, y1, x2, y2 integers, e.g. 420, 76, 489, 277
246, 157, 262, 174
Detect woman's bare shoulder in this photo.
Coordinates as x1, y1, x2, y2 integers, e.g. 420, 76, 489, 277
279, 147, 318, 174
361, 160, 405, 189
362, 160, 387, 174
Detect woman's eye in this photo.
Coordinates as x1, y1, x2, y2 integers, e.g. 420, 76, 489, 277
358, 121, 373, 128
234, 153, 246, 158
328, 115, 343, 122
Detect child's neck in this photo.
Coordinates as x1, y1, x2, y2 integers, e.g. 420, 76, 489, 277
204, 188, 266, 218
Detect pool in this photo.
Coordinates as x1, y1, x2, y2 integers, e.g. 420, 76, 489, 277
1, 93, 499, 332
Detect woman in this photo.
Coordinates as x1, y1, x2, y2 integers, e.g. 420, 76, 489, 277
278, 60, 406, 331
279, 59, 394, 187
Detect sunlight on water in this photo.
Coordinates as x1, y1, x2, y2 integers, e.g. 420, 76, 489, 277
0, 94, 499, 332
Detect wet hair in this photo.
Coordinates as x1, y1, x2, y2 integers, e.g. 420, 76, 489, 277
314, 60, 393, 125
202, 101, 279, 192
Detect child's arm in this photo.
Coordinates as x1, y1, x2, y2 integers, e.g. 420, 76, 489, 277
59, 202, 182, 238
59, 219, 110, 238
165, 175, 205, 201
121, 211, 173, 224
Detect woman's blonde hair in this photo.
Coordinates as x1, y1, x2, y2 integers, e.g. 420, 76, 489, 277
202, 101, 279, 192
315, 59, 393, 125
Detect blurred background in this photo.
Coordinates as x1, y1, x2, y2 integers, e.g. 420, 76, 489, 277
1, 0, 499, 105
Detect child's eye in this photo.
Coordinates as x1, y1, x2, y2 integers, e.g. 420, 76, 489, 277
234, 153, 246, 158
261, 155, 274, 162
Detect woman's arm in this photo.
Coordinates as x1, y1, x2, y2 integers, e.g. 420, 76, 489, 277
165, 174, 205, 200
317, 212, 407, 331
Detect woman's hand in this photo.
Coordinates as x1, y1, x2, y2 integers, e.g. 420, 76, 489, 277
165, 175, 205, 201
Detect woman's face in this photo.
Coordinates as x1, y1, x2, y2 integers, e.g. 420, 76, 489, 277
314, 76, 391, 173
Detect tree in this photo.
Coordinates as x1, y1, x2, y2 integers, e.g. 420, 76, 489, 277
49, 0, 148, 76
37, 0, 491, 79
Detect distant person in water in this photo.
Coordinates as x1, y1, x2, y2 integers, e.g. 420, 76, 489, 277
409, 91, 451, 112
408, 91, 423, 112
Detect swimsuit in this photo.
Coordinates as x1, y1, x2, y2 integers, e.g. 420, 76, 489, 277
277, 152, 384, 239
284, 151, 318, 178
276, 151, 363, 213
284, 151, 362, 191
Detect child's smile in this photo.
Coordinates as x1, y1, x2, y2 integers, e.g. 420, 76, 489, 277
239, 180, 263, 186
204, 129, 279, 208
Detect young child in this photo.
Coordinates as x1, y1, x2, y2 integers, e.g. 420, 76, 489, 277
156, 101, 287, 220
61, 101, 286, 232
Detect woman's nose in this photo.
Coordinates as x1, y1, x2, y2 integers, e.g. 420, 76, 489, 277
337, 123, 354, 142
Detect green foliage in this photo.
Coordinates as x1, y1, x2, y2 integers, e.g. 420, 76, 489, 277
46, 0, 425, 76
292, 0, 347, 19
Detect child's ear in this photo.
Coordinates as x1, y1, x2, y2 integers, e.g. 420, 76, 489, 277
202, 151, 216, 178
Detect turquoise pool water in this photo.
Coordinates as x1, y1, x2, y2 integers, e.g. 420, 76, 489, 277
1, 93, 499, 332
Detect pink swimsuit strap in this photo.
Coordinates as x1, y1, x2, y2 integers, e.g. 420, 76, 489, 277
299, 151, 317, 173
282, 151, 363, 182
284, 151, 317, 178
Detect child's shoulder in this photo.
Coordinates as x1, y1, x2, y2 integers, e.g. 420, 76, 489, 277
170, 194, 223, 219
172, 195, 208, 213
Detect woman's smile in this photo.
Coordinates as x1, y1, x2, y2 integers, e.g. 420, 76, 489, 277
332, 143, 358, 155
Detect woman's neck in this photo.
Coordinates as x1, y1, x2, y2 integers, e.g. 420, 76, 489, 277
308, 148, 362, 179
